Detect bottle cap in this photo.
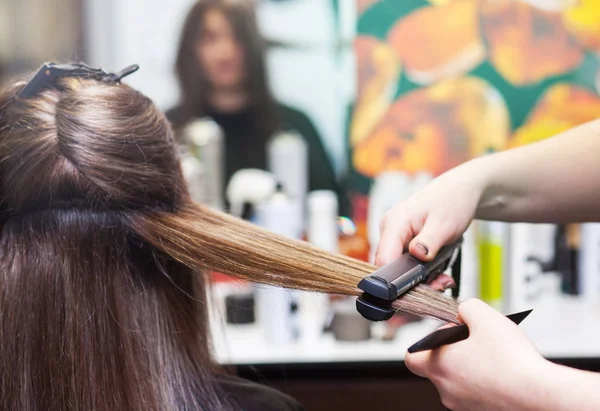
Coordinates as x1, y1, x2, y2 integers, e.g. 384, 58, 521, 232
184, 117, 222, 147
308, 190, 338, 215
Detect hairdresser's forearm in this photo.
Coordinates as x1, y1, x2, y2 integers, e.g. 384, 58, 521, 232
469, 119, 600, 223
513, 361, 600, 411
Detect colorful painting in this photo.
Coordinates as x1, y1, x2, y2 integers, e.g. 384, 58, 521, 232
347, 0, 600, 228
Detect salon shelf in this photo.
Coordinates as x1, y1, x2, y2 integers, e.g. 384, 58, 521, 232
209, 284, 600, 366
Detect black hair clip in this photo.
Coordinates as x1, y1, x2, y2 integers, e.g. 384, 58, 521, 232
18, 62, 140, 99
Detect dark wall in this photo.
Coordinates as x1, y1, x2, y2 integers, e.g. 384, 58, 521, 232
269, 379, 446, 411
235, 361, 447, 410
234, 358, 600, 411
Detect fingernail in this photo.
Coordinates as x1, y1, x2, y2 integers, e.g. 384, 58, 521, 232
416, 243, 429, 256
441, 278, 456, 289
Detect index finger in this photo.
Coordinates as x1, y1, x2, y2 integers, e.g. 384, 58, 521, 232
374, 218, 414, 267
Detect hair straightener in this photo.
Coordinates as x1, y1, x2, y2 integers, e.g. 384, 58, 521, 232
356, 237, 533, 353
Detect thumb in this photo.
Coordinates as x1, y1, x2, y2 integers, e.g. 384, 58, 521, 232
408, 214, 456, 261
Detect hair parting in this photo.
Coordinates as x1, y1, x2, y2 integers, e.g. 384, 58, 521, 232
131, 204, 461, 324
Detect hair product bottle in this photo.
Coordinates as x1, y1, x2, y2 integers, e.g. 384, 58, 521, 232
267, 129, 308, 229
179, 146, 206, 204
225, 168, 277, 220
579, 223, 600, 301
507, 223, 560, 312
477, 220, 508, 311
300, 190, 339, 345
458, 222, 479, 300
254, 184, 302, 345
307, 190, 339, 253
183, 118, 224, 210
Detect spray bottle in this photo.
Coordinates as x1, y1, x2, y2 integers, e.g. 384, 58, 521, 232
300, 190, 339, 345
267, 129, 308, 229
254, 183, 302, 345
179, 145, 206, 204
182, 118, 224, 210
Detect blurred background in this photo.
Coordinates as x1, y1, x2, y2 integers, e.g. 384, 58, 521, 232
3, 0, 600, 409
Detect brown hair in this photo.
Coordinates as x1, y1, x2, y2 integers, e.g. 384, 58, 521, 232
172, 0, 278, 138
0, 70, 458, 410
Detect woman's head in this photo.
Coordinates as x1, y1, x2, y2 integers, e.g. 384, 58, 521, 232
0, 76, 187, 218
173, 0, 277, 132
0, 70, 232, 410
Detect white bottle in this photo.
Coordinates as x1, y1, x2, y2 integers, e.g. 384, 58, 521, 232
300, 190, 339, 345
367, 172, 411, 263
307, 190, 339, 253
458, 223, 479, 300
579, 223, 600, 301
225, 169, 277, 219
267, 130, 308, 227
507, 223, 541, 312
179, 146, 207, 205
255, 183, 303, 240
254, 185, 302, 345
183, 118, 224, 210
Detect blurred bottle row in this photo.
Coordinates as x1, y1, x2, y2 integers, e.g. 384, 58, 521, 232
181, 116, 600, 347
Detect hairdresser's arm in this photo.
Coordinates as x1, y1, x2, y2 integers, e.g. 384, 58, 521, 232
474, 118, 600, 223
534, 363, 600, 411
376, 119, 600, 266
405, 299, 600, 411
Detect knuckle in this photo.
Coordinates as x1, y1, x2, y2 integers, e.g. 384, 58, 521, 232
459, 298, 482, 312
379, 214, 389, 231
380, 206, 408, 230
434, 380, 458, 409
440, 394, 457, 411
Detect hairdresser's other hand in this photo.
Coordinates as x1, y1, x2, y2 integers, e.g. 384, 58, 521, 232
405, 299, 548, 411
375, 164, 485, 267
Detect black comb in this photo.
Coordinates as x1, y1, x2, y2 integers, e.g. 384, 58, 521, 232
407, 309, 533, 353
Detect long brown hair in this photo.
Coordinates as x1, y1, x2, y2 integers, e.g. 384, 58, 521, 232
0, 70, 459, 410
172, 0, 278, 138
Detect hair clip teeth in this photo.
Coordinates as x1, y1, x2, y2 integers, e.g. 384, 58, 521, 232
18, 62, 140, 99
105, 64, 140, 83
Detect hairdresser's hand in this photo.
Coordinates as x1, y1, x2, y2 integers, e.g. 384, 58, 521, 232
375, 164, 486, 268
405, 299, 548, 411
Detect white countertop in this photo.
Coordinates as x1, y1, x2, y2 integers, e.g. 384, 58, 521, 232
209, 284, 600, 365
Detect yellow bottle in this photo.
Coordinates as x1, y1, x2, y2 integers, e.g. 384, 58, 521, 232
477, 221, 507, 310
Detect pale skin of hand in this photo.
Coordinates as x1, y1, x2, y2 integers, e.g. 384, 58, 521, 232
405, 299, 600, 411
374, 119, 600, 409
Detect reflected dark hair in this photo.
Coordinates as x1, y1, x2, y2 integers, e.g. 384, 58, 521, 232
0, 66, 459, 410
173, 0, 278, 138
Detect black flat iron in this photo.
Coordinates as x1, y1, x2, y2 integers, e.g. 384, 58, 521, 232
356, 237, 464, 322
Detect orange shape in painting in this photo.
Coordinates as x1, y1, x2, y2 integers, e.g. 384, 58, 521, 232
562, 0, 600, 53
480, 0, 584, 86
510, 83, 600, 148
357, 0, 381, 15
353, 77, 510, 178
387, 0, 485, 85
351, 36, 400, 146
